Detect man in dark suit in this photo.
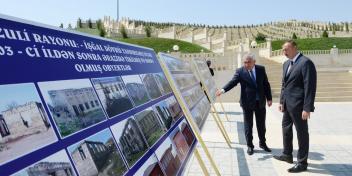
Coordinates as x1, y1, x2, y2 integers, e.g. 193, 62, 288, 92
273, 40, 317, 173
216, 53, 272, 155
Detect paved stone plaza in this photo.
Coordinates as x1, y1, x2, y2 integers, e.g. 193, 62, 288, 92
184, 102, 352, 176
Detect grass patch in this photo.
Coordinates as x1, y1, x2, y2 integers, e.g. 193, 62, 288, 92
272, 37, 352, 50
146, 129, 165, 146
75, 28, 212, 53
75, 28, 100, 36
115, 37, 211, 53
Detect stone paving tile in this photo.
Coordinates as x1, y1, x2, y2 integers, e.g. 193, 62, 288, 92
185, 102, 352, 176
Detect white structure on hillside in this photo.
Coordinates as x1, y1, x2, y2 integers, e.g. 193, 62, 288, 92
99, 16, 352, 55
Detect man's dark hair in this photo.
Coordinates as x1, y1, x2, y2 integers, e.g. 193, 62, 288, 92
284, 39, 297, 47
206, 60, 211, 66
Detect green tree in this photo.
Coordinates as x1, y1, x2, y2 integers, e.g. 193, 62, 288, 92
144, 25, 152, 37
322, 30, 329, 38
96, 19, 103, 30
346, 22, 349, 32
87, 19, 93, 29
99, 28, 106, 37
332, 26, 336, 35
77, 18, 82, 28
255, 33, 266, 43
59, 23, 63, 28
292, 33, 298, 39
119, 25, 128, 38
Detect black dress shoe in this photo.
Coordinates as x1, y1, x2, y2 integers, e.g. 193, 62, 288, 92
273, 154, 293, 164
259, 144, 272, 152
247, 147, 254, 155
288, 163, 308, 173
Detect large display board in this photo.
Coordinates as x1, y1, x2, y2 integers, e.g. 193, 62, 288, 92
0, 14, 196, 176
157, 53, 211, 130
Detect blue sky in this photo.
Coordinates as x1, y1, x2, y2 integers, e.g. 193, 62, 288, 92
0, 0, 351, 28
0, 83, 41, 112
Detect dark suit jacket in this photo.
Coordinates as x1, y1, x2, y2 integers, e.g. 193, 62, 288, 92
209, 67, 214, 76
223, 65, 272, 109
280, 54, 317, 112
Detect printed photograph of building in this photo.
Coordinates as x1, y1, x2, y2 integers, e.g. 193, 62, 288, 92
110, 116, 149, 167
182, 85, 205, 109
68, 129, 127, 176
140, 74, 163, 99
169, 126, 190, 162
154, 138, 181, 176
38, 79, 106, 137
190, 108, 203, 129
193, 59, 217, 102
153, 73, 172, 95
153, 96, 183, 130
121, 75, 150, 106
133, 154, 165, 176
190, 95, 210, 129
134, 108, 165, 146
91, 76, 134, 118
179, 119, 195, 146
161, 55, 192, 73
173, 74, 198, 90
13, 150, 75, 176
0, 83, 57, 165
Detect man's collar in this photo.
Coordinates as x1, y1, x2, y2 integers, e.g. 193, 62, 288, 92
291, 52, 301, 63
247, 65, 256, 72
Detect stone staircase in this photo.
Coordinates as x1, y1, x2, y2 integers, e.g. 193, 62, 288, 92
258, 58, 352, 102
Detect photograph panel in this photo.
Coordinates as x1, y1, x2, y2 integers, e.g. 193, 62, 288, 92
121, 75, 150, 107
133, 154, 165, 176
161, 55, 192, 73
154, 138, 182, 176
38, 79, 107, 138
0, 83, 57, 165
134, 108, 166, 147
178, 119, 195, 147
153, 73, 172, 95
172, 74, 198, 90
190, 96, 210, 129
169, 126, 190, 162
181, 85, 205, 110
13, 149, 76, 176
91, 76, 134, 118
110, 117, 149, 167
153, 96, 183, 130
67, 128, 127, 176
140, 74, 163, 99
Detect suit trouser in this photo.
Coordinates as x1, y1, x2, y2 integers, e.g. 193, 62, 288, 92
242, 102, 267, 148
282, 108, 309, 164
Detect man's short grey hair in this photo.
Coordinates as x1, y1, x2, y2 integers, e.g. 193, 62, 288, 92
243, 53, 256, 61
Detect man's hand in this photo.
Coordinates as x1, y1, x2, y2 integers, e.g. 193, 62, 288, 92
302, 111, 310, 120
267, 100, 272, 107
278, 104, 284, 112
216, 89, 223, 97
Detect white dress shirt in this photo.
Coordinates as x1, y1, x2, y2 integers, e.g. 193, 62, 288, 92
286, 52, 300, 75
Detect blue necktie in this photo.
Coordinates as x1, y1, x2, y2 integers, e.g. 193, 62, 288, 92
249, 70, 259, 100
249, 70, 256, 86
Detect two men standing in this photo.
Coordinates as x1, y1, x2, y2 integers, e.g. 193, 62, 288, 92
216, 40, 317, 173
